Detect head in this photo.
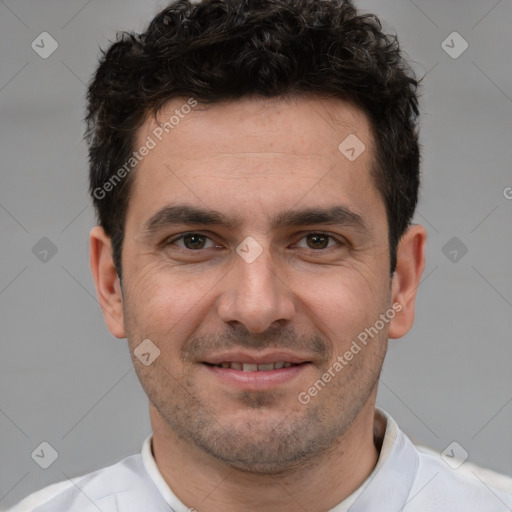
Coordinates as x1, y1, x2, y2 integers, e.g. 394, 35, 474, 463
87, 0, 421, 279
88, 0, 426, 474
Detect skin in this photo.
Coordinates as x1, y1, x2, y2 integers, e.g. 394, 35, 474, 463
90, 94, 426, 512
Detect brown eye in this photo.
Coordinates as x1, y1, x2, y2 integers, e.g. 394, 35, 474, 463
305, 234, 330, 249
298, 233, 341, 250
182, 234, 207, 249
166, 233, 217, 250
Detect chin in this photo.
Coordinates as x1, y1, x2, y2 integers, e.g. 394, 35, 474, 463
186, 407, 343, 475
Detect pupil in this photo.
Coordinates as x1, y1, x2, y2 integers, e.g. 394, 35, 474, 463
308, 234, 328, 249
185, 234, 204, 249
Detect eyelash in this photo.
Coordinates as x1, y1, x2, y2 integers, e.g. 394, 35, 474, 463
164, 232, 344, 251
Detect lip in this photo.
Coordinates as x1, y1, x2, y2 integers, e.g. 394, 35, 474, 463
202, 361, 312, 391
202, 350, 311, 366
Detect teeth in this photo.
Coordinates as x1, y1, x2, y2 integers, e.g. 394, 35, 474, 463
214, 361, 298, 371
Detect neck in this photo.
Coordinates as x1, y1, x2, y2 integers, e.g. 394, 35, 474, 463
150, 402, 381, 512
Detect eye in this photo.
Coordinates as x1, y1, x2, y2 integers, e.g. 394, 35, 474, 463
164, 232, 342, 252
166, 233, 219, 250
294, 233, 340, 250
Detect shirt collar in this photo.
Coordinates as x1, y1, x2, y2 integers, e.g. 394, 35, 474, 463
141, 434, 190, 511
347, 408, 419, 511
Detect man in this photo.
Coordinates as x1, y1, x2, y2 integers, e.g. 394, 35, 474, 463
8, 0, 512, 510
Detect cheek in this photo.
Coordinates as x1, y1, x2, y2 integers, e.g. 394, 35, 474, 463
122, 262, 219, 345
299, 267, 387, 323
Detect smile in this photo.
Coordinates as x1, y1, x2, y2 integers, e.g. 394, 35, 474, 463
206, 361, 302, 371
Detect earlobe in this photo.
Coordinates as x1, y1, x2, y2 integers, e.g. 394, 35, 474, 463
388, 224, 427, 339
89, 226, 126, 339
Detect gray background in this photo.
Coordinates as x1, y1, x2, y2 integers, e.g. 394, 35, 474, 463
1, 0, 511, 509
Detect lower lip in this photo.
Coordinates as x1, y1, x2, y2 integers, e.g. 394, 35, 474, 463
202, 363, 311, 391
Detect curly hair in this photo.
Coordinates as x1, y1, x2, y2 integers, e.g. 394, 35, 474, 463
86, 0, 420, 278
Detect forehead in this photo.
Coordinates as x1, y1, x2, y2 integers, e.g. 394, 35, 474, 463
140, 94, 371, 160
126, 95, 383, 232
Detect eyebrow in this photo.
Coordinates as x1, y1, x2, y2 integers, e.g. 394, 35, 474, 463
142, 203, 369, 237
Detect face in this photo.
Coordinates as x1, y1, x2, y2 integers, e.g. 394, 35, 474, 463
117, 95, 395, 473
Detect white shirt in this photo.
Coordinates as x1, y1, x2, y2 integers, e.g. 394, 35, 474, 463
7, 409, 512, 512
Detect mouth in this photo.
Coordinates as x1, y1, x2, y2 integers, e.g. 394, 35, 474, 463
201, 352, 313, 390
204, 361, 304, 371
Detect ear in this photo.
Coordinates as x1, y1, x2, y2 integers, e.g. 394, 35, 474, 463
89, 226, 126, 339
388, 224, 427, 339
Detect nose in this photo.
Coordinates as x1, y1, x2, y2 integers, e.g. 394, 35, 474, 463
216, 246, 296, 333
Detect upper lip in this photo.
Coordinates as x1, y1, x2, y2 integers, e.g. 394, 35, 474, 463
202, 350, 312, 365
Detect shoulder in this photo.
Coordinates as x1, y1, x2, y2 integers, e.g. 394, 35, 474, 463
375, 409, 512, 511
409, 444, 512, 511
6, 453, 147, 512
